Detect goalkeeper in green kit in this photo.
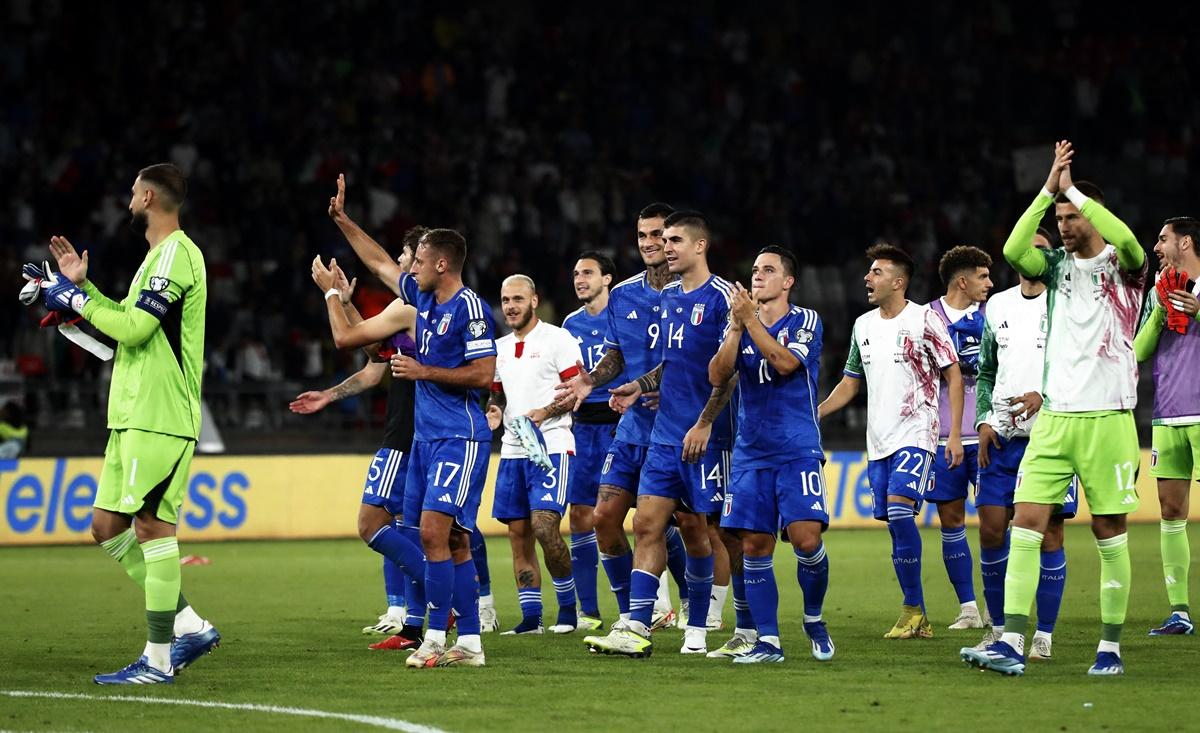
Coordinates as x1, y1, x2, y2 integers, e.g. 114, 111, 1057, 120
36, 163, 219, 685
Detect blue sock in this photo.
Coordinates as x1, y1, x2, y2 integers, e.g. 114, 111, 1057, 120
743, 555, 778, 638
384, 557, 406, 610
517, 587, 543, 624
731, 572, 754, 630
470, 526, 491, 596
629, 569, 660, 627
979, 545, 1008, 627
794, 543, 829, 618
404, 573, 426, 627
425, 558, 454, 631
887, 502, 924, 607
664, 526, 690, 596
941, 526, 976, 604
684, 553, 715, 629
552, 575, 578, 626
600, 552, 633, 615
570, 531, 601, 617
367, 524, 427, 581
452, 558, 481, 636
1036, 548, 1067, 633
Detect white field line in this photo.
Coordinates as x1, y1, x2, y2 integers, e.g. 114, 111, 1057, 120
1, 691, 450, 733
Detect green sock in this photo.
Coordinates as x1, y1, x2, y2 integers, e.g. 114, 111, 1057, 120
142, 537, 182, 644
1097, 533, 1131, 642
100, 528, 146, 588
1002, 526, 1044, 636
1160, 520, 1190, 612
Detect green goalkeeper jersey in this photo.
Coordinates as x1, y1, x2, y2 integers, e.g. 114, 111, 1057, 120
80, 230, 207, 440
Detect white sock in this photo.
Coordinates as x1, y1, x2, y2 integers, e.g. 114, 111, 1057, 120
961, 600, 979, 611
387, 605, 405, 619
992, 625, 1005, 635
173, 605, 205, 636
710, 584, 729, 619
619, 612, 631, 622
627, 620, 650, 637
655, 570, 671, 610
479, 593, 495, 610
1033, 630, 1052, 643
760, 635, 781, 648
144, 641, 172, 672
457, 634, 482, 653
999, 632, 1025, 655
734, 627, 758, 641
803, 614, 823, 624
1097, 639, 1120, 655
425, 629, 447, 646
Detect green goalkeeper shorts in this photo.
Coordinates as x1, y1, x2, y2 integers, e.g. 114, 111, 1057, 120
95, 428, 196, 524
1015, 410, 1141, 515
1151, 424, 1200, 480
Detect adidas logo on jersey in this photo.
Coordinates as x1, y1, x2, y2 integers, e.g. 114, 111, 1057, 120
541, 493, 554, 502
420, 310, 430, 320
626, 310, 638, 320
810, 501, 822, 511
742, 345, 755, 355
1121, 495, 1136, 505
437, 493, 453, 503
905, 481, 918, 491
120, 496, 136, 506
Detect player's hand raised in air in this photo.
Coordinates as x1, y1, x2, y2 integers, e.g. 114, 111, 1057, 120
682, 422, 712, 463
49, 235, 89, 285
977, 423, 1001, 469
555, 360, 594, 412
1044, 140, 1074, 194
289, 391, 331, 414
311, 255, 338, 292
330, 262, 357, 305
730, 283, 756, 327
328, 173, 349, 223
608, 380, 642, 415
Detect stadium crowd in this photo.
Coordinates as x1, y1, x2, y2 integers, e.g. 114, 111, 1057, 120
3, 1, 1197, 440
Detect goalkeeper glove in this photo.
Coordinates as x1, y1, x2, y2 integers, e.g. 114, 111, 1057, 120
509, 415, 553, 470
947, 310, 985, 374
39, 260, 90, 314
1157, 266, 1192, 335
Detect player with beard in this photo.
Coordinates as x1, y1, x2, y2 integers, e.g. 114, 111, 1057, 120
556, 204, 693, 628
488, 275, 584, 634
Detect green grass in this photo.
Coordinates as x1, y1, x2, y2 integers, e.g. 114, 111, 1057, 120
1, 524, 1197, 732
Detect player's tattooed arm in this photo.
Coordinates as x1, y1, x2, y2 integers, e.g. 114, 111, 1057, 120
289, 361, 387, 415
696, 374, 739, 427
554, 349, 624, 411
527, 398, 571, 426
636, 363, 663, 394
590, 348, 626, 387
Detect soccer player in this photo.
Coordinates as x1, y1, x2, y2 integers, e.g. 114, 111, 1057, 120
41, 164, 218, 684
560, 251, 620, 629
971, 228, 1077, 660
962, 141, 1147, 676
584, 210, 737, 657
927, 246, 993, 630
819, 243, 964, 640
556, 204, 691, 629
330, 176, 498, 635
1136, 216, 1200, 636
487, 275, 584, 634
709, 246, 834, 663
299, 229, 428, 651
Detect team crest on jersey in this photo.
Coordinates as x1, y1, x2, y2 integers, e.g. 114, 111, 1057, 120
777, 331, 789, 346
691, 303, 705, 325
148, 276, 170, 293
467, 318, 487, 338
437, 313, 452, 335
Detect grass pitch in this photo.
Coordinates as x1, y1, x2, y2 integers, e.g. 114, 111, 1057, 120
2, 524, 1198, 732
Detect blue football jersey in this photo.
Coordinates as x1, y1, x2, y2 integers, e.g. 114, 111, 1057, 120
561, 305, 610, 406
650, 276, 737, 449
604, 272, 664, 445
733, 305, 824, 468
398, 273, 496, 441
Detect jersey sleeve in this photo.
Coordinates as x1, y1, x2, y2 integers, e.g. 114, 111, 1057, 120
1002, 190, 1054, 279
843, 323, 864, 378
924, 308, 958, 370
1134, 302, 1166, 362
603, 292, 623, 351
397, 272, 418, 305
1078, 197, 1145, 273
80, 281, 123, 311
975, 314, 998, 428
459, 296, 497, 362
789, 310, 823, 374
81, 239, 195, 347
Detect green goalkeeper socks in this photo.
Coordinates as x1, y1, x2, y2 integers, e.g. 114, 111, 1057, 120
100, 528, 190, 611
142, 537, 182, 644
1097, 533, 1131, 642
1161, 520, 1191, 612
1001, 526, 1044, 637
